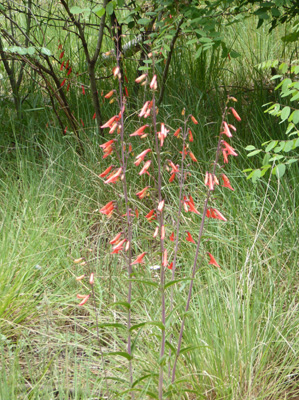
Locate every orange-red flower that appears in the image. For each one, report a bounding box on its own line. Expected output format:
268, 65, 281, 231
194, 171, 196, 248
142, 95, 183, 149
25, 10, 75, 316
131, 252, 147, 265
191, 115, 198, 124
186, 231, 195, 243
104, 167, 122, 184
139, 160, 151, 176
157, 199, 165, 212
189, 151, 198, 162
206, 208, 227, 221
230, 107, 241, 121
135, 73, 147, 83
221, 173, 234, 190
207, 252, 221, 269
99, 165, 113, 178
222, 121, 233, 138
136, 186, 150, 199
135, 148, 151, 166
130, 124, 149, 137
78, 294, 90, 306
100, 201, 114, 216
150, 75, 157, 90
222, 140, 238, 156
162, 249, 167, 267
145, 209, 156, 221
167, 262, 173, 270
111, 239, 127, 254
110, 232, 122, 245
170, 232, 175, 241
188, 128, 194, 142
174, 127, 181, 138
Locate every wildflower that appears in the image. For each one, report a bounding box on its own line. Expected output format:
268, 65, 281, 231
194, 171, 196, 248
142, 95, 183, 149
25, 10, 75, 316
104, 167, 122, 184
100, 201, 114, 216
74, 258, 84, 264
230, 107, 241, 121
174, 127, 181, 138
188, 128, 194, 142
189, 151, 198, 162
145, 209, 156, 221
157, 199, 165, 212
169, 160, 179, 174
186, 231, 195, 244
89, 273, 94, 285
59, 51, 64, 59
170, 232, 175, 242
125, 241, 130, 251
161, 225, 165, 240
110, 232, 122, 245
169, 173, 176, 183
81, 85, 85, 95
162, 249, 167, 267
131, 252, 147, 265
99, 165, 113, 178
61, 79, 66, 87
60, 61, 65, 71
191, 115, 198, 124
207, 252, 221, 269
67, 67, 72, 76
111, 239, 127, 254
167, 262, 173, 270
113, 66, 120, 78
222, 140, 238, 156
153, 227, 159, 238
157, 123, 169, 147
206, 208, 227, 221
188, 202, 200, 215
135, 208, 139, 218
221, 173, 234, 190
104, 90, 115, 99
138, 101, 150, 118
136, 186, 150, 199
150, 75, 157, 90
135, 73, 147, 83
130, 125, 149, 137
135, 149, 151, 165
100, 139, 115, 150
222, 121, 232, 138
76, 275, 85, 281
139, 160, 151, 176
65, 60, 69, 69
78, 294, 90, 306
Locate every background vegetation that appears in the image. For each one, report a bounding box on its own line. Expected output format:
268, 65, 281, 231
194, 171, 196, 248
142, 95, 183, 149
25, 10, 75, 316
1, 1, 299, 399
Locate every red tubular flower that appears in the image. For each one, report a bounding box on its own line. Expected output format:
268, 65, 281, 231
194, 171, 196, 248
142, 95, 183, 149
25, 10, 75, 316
81, 85, 85, 95
169, 160, 179, 174
78, 294, 90, 306
93, 113, 96, 120
169, 173, 176, 183
138, 101, 150, 118
186, 231, 195, 244
110, 232, 122, 245
170, 232, 175, 242
174, 127, 181, 138
157, 199, 165, 212
60, 79, 66, 87
104, 167, 122, 184
111, 239, 127, 254
135, 208, 139, 218
145, 209, 156, 221
150, 75, 157, 90
153, 227, 159, 238
67, 67, 72, 76
100, 139, 115, 150
222, 140, 238, 156
162, 249, 167, 267
101, 116, 117, 129
222, 121, 233, 138
130, 124, 149, 136
139, 160, 151, 176
104, 90, 115, 99
60, 61, 65, 71
161, 225, 165, 240
59, 51, 64, 59
188, 128, 194, 142
191, 115, 198, 124
135, 148, 151, 164
100, 201, 114, 216
167, 262, 173, 270
189, 151, 198, 162
135, 73, 147, 83
222, 150, 229, 164
206, 208, 227, 221
221, 173, 234, 190
188, 202, 200, 215
230, 107, 241, 121
89, 273, 94, 285
131, 252, 147, 265
136, 186, 150, 199
99, 165, 113, 178
207, 252, 221, 269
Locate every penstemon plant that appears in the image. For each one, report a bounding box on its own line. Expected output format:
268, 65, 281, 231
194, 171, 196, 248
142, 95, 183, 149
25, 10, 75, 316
73, 38, 241, 399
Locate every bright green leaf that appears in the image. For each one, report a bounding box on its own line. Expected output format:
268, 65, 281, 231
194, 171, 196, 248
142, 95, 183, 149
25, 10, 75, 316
273, 163, 286, 178
265, 140, 278, 152
245, 145, 256, 151
247, 149, 262, 157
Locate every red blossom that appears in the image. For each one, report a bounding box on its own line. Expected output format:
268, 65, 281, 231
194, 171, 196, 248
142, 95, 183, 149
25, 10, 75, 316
186, 231, 195, 244
207, 252, 221, 269
131, 252, 147, 265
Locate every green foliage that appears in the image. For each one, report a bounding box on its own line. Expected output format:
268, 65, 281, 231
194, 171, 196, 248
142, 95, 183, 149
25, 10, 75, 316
245, 60, 299, 182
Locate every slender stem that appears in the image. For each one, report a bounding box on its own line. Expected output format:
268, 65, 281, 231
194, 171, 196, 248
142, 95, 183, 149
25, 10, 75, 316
116, 36, 134, 397
150, 69, 166, 400
167, 119, 188, 378
171, 105, 228, 383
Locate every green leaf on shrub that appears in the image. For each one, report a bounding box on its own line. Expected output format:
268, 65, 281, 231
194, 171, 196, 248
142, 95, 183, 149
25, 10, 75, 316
263, 153, 271, 166
245, 145, 256, 151
280, 106, 291, 122
285, 158, 298, 165
292, 110, 299, 124
283, 140, 293, 152
70, 6, 83, 14
247, 149, 262, 157
41, 47, 52, 56
138, 18, 151, 25
273, 163, 286, 178
106, 2, 114, 15
27, 47, 35, 55
265, 140, 278, 152
95, 7, 105, 17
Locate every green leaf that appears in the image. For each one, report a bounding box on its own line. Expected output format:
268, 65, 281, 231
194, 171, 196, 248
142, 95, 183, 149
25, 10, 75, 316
106, 2, 114, 15
263, 153, 271, 166
247, 149, 262, 157
273, 163, 286, 178
40, 47, 52, 56
245, 145, 256, 151
70, 6, 83, 14
285, 158, 298, 165
129, 321, 165, 332
265, 140, 278, 152
292, 110, 299, 124
194, 46, 202, 59
283, 140, 294, 152
280, 106, 291, 122
252, 169, 262, 183
107, 351, 133, 361
99, 323, 126, 329
165, 278, 191, 289
128, 279, 158, 288
138, 18, 151, 25
27, 47, 35, 55
132, 373, 158, 388
95, 8, 105, 17
109, 301, 130, 309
